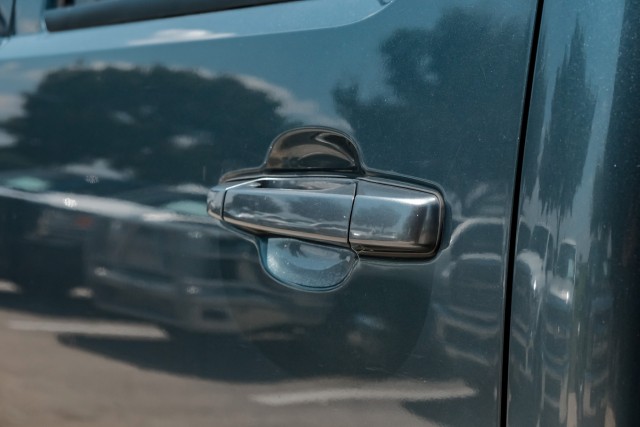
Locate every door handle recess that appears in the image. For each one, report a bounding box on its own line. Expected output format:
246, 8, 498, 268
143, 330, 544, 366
208, 177, 442, 258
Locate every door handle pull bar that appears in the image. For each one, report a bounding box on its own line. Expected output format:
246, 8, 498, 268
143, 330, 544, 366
208, 177, 442, 258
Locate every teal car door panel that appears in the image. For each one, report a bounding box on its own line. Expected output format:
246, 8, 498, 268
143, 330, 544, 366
507, 0, 640, 426
0, 0, 538, 426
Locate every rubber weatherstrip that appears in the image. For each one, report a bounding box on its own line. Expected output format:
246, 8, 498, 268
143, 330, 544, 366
499, 0, 546, 426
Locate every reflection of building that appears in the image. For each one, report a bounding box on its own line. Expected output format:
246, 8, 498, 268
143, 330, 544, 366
432, 217, 504, 370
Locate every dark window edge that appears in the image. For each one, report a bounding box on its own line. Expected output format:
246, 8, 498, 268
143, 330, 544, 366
45, 0, 301, 32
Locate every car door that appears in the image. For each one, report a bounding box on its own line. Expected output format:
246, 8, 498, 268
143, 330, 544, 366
506, 0, 640, 426
0, 0, 538, 426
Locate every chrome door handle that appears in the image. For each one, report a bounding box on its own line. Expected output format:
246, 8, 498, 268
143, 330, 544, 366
209, 177, 356, 246
208, 177, 442, 258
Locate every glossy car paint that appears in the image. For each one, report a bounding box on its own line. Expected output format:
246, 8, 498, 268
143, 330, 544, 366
507, 0, 640, 426
0, 0, 540, 426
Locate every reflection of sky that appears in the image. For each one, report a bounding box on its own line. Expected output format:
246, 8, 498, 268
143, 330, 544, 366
128, 29, 235, 46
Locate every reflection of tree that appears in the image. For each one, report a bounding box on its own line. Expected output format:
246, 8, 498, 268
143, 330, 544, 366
521, 32, 547, 201
589, 1, 640, 422
333, 10, 528, 205
537, 26, 595, 219
0, 66, 292, 184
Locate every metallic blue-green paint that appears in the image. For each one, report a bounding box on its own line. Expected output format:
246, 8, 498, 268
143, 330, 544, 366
0, 0, 540, 425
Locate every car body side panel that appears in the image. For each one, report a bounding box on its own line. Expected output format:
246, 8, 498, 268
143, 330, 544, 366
0, 0, 538, 426
507, 0, 640, 425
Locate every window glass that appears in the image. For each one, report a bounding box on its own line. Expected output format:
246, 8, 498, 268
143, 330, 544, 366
44, 0, 298, 32
0, 0, 12, 35
15, 0, 45, 35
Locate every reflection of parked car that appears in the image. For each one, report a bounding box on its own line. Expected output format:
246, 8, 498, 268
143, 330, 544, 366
432, 217, 504, 371
88, 185, 247, 333
0, 165, 135, 296
510, 225, 554, 385
581, 292, 612, 420
88, 183, 427, 374
87, 185, 332, 338
539, 240, 576, 426
580, 241, 613, 424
